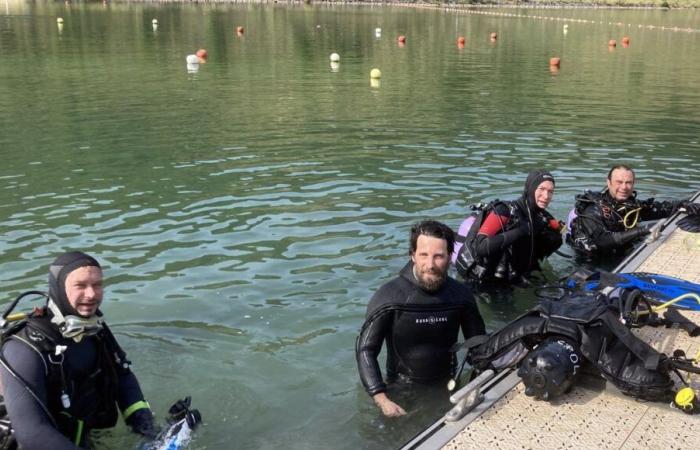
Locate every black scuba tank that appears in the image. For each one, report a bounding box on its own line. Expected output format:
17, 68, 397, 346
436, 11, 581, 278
517, 337, 582, 401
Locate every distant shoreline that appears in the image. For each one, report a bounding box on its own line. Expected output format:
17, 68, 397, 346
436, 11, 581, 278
116, 1, 699, 9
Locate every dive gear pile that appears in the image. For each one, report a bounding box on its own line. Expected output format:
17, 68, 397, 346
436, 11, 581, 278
459, 285, 700, 406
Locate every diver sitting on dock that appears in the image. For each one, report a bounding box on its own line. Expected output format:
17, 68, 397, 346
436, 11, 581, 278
0, 252, 157, 449
356, 220, 485, 417
454, 170, 563, 286
567, 164, 700, 260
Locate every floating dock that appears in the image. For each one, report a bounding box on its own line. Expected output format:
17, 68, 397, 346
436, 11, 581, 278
404, 193, 700, 450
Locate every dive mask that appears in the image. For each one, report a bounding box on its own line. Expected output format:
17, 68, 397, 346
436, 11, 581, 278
48, 300, 104, 342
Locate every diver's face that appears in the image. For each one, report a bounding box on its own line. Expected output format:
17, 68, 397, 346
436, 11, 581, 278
607, 168, 635, 201
534, 180, 555, 209
411, 235, 450, 292
65, 266, 104, 317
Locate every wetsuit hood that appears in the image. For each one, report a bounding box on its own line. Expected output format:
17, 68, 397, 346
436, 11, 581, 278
48, 251, 102, 317
521, 170, 555, 212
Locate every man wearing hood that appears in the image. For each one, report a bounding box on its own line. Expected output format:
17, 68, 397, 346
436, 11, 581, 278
567, 165, 700, 260
0, 252, 156, 449
356, 220, 485, 417
455, 170, 563, 285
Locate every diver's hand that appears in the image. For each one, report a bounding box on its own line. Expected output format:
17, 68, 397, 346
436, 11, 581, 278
373, 392, 406, 417
635, 223, 652, 237
126, 408, 160, 440
680, 201, 700, 216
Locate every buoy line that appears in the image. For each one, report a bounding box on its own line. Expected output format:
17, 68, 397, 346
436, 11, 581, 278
314, 2, 700, 34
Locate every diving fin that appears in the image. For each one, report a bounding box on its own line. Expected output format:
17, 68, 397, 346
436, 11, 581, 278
565, 270, 700, 311
678, 214, 700, 233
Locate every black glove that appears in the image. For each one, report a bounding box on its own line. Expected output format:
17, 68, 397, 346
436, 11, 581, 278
680, 201, 700, 216
612, 224, 650, 247
126, 408, 159, 440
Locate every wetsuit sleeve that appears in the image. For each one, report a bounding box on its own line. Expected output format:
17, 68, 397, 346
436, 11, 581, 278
460, 302, 486, 340
638, 198, 678, 221
0, 340, 83, 450
535, 228, 563, 260
112, 346, 156, 438
473, 210, 524, 258
356, 293, 393, 397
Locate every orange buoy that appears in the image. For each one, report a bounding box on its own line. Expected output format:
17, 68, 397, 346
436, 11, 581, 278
490, 32, 498, 40
457, 41, 465, 49
196, 49, 207, 59
608, 39, 617, 47
549, 57, 561, 67
398, 35, 406, 44
622, 36, 630, 45
457, 36, 466, 45
236, 26, 245, 35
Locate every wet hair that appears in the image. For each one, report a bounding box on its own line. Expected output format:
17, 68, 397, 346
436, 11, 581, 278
607, 164, 635, 181
409, 220, 455, 255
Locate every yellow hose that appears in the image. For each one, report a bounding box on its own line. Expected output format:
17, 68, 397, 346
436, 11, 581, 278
5, 312, 27, 322
651, 293, 700, 313
622, 207, 641, 229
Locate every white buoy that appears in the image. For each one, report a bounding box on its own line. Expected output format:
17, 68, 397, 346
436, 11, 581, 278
152, 19, 158, 25
330, 61, 339, 73
186, 54, 199, 64
57, 17, 64, 24
370, 68, 381, 79
329, 53, 340, 62
375, 27, 382, 38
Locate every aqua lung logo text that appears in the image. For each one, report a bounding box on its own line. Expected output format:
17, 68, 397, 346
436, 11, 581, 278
416, 316, 448, 325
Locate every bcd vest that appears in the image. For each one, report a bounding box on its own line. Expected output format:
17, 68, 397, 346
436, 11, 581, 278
464, 288, 680, 402
0, 315, 128, 445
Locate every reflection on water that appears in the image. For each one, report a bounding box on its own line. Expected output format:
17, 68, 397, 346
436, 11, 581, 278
1, 3, 699, 449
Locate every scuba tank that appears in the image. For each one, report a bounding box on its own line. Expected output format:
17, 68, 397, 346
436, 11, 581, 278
517, 337, 582, 401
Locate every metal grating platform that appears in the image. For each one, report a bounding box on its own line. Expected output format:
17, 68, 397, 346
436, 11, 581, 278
636, 230, 700, 284
444, 311, 700, 450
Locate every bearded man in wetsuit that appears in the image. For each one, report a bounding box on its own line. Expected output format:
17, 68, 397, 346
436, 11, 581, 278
356, 220, 486, 417
567, 165, 700, 261
455, 170, 563, 286
0, 252, 156, 449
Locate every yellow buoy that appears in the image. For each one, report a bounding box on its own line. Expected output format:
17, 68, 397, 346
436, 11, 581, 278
370, 68, 381, 79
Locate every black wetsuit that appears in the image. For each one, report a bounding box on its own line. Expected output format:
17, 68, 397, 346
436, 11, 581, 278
567, 189, 677, 257
356, 262, 485, 396
468, 198, 562, 284
0, 318, 151, 450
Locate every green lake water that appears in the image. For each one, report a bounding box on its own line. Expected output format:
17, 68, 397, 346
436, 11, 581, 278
1, 1, 699, 448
